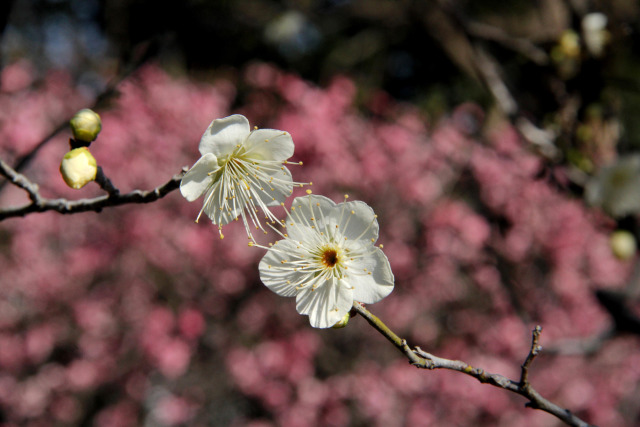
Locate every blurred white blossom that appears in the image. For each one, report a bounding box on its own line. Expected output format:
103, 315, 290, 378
582, 12, 609, 58
585, 154, 640, 218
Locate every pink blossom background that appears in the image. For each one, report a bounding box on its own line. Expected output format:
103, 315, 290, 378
0, 61, 638, 426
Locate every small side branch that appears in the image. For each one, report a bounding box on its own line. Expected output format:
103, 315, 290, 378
95, 166, 120, 196
352, 302, 595, 427
520, 324, 542, 385
0, 169, 185, 221
0, 159, 42, 203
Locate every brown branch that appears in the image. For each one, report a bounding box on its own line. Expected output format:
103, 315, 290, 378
465, 21, 549, 66
416, 0, 561, 161
470, 46, 560, 159
95, 166, 120, 196
352, 302, 596, 427
0, 168, 185, 221
520, 324, 542, 385
0, 159, 42, 203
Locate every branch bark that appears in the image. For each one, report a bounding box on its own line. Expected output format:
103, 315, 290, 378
352, 302, 596, 427
0, 163, 185, 221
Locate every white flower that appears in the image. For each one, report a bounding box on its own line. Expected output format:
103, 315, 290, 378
258, 194, 394, 328
582, 12, 609, 58
180, 114, 302, 238
585, 154, 640, 218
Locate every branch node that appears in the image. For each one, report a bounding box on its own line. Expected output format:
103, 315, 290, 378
95, 166, 120, 196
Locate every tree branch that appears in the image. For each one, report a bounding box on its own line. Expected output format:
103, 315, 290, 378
352, 302, 596, 427
0, 159, 42, 203
0, 168, 186, 221
465, 21, 549, 66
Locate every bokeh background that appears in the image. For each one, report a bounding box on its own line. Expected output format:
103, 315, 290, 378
1, 0, 640, 426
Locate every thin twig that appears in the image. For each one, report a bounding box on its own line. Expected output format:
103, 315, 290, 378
472, 46, 560, 160
520, 324, 542, 385
352, 302, 596, 427
95, 166, 120, 196
0, 159, 41, 203
0, 169, 185, 221
466, 21, 549, 66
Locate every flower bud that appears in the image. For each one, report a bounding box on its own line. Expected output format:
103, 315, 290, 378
332, 312, 351, 329
60, 147, 97, 189
610, 230, 636, 260
70, 108, 102, 142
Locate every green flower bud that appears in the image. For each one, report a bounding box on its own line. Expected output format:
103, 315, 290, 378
610, 230, 636, 260
332, 312, 351, 329
60, 147, 97, 189
70, 108, 102, 142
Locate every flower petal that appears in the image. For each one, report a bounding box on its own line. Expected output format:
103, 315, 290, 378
180, 153, 218, 202
340, 201, 379, 243
296, 278, 353, 328
348, 247, 394, 304
254, 166, 294, 208
198, 115, 250, 158
286, 195, 337, 241
259, 239, 303, 297
202, 179, 243, 226
244, 129, 294, 161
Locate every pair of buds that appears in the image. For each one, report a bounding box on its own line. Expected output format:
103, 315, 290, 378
59, 109, 102, 189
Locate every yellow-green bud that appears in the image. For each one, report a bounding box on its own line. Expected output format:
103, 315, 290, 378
70, 108, 102, 142
610, 230, 636, 260
332, 312, 351, 329
559, 30, 581, 59
60, 147, 98, 189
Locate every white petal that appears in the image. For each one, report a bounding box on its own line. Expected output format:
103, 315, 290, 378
180, 153, 218, 202
259, 240, 303, 297
254, 166, 294, 208
348, 247, 394, 304
286, 195, 337, 241
244, 129, 294, 161
296, 278, 353, 328
198, 115, 250, 158
340, 201, 379, 243
202, 179, 243, 226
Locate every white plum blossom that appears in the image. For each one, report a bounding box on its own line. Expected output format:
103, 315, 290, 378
585, 154, 640, 218
180, 114, 303, 238
582, 12, 609, 58
258, 194, 394, 328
